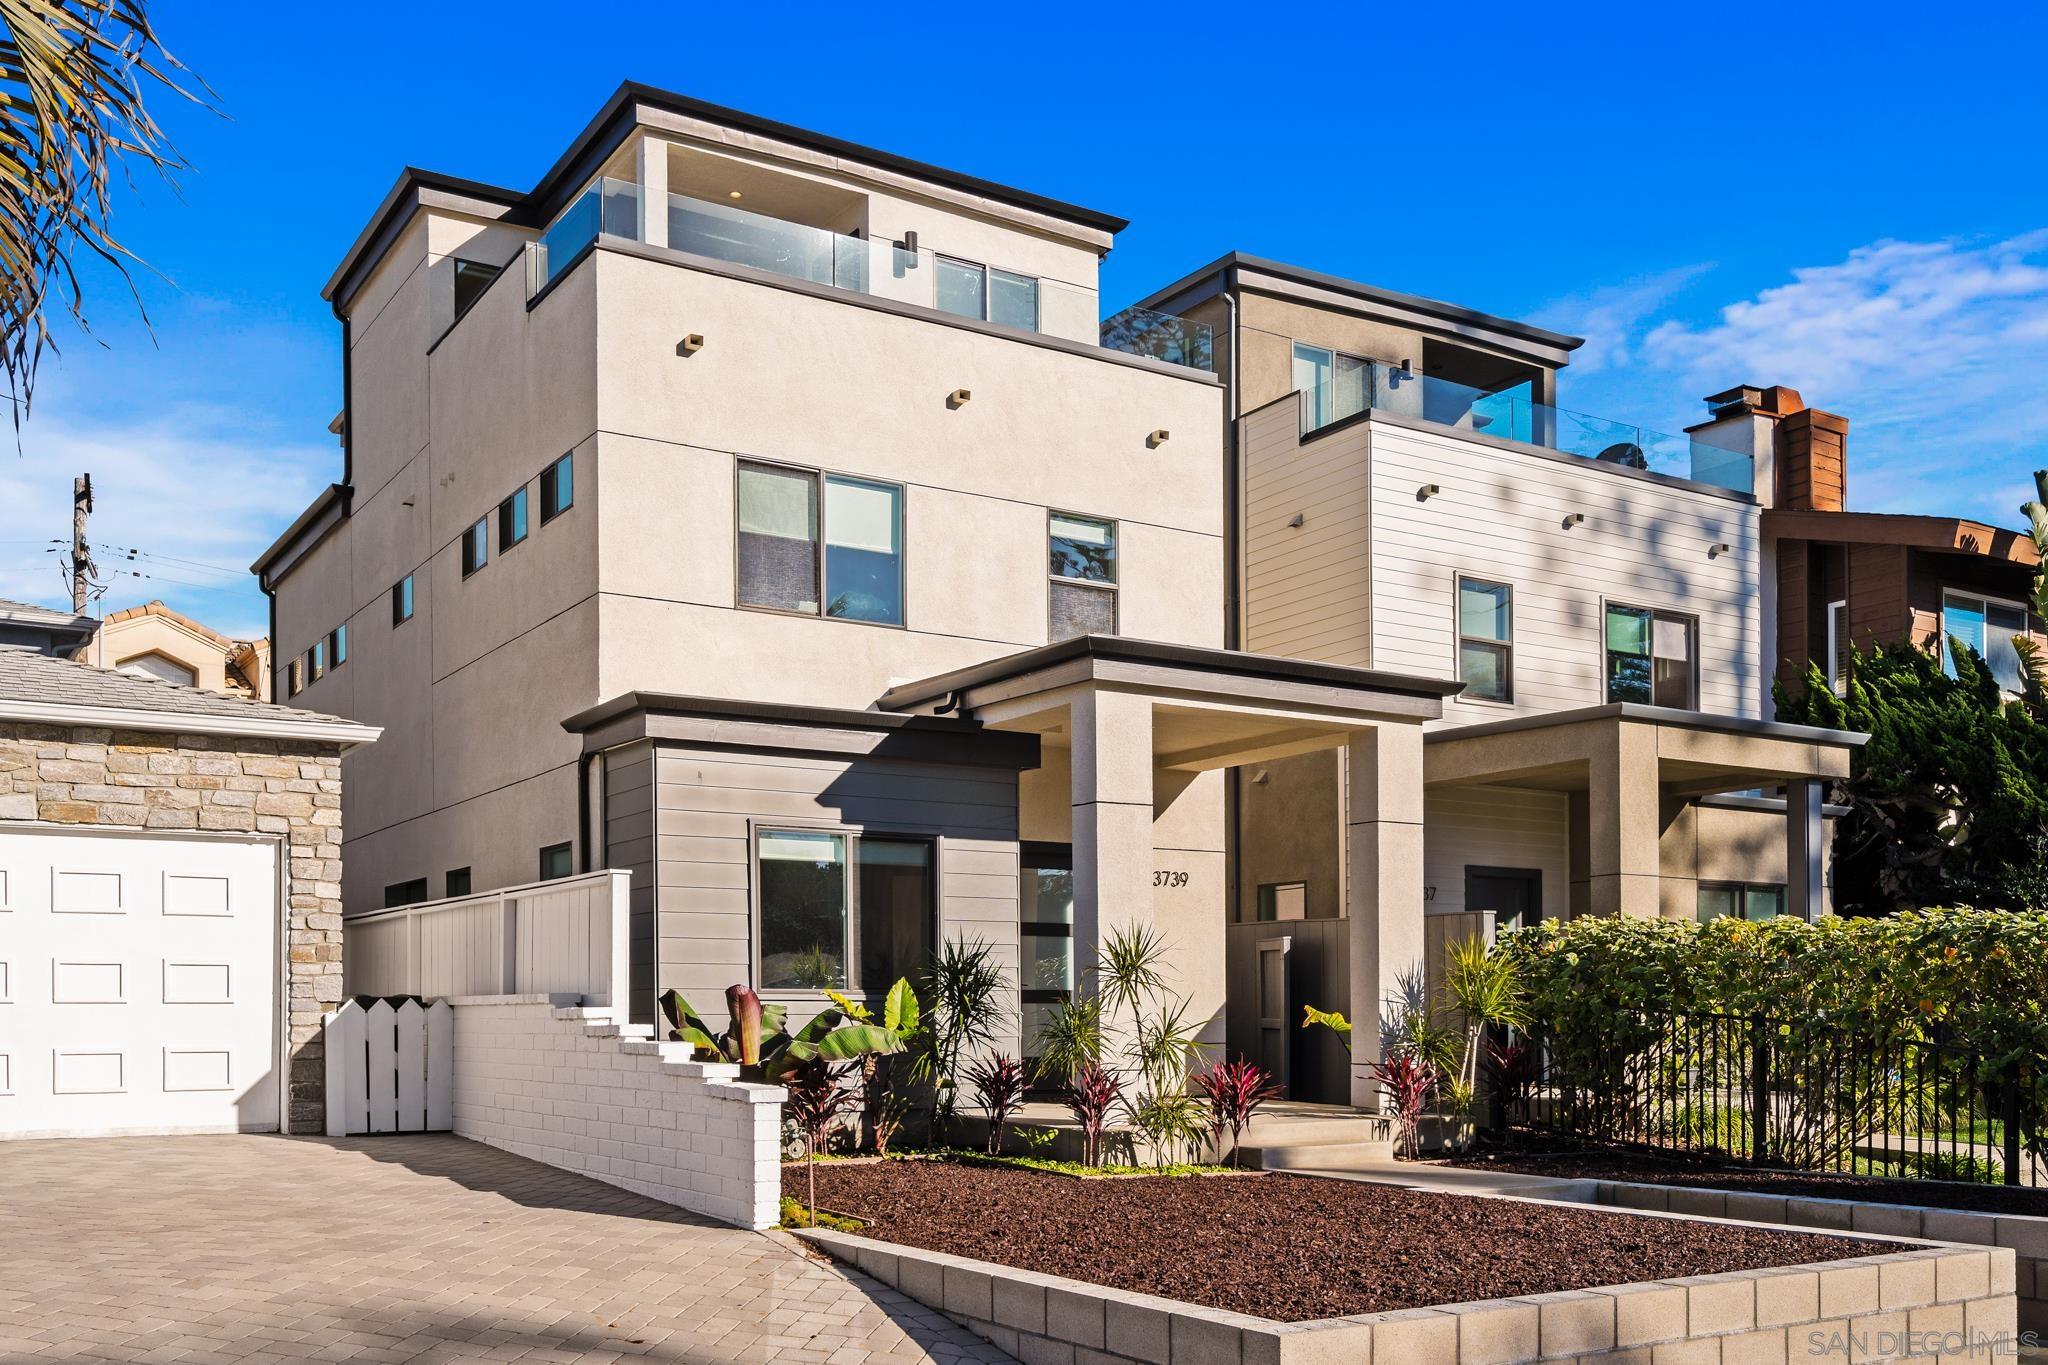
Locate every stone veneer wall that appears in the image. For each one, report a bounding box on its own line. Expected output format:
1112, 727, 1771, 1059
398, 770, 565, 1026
0, 720, 346, 1133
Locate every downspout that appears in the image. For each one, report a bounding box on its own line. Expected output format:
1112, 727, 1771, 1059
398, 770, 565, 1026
1218, 276, 1243, 928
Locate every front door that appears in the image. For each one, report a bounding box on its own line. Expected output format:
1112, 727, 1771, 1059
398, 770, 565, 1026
1254, 935, 1293, 1095
1465, 866, 1541, 935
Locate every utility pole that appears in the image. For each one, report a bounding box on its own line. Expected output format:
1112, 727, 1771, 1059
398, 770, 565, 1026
70, 473, 93, 614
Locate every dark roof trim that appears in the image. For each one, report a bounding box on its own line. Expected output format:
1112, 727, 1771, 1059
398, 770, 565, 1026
563, 691, 1041, 770
1763, 508, 2040, 566
878, 634, 1465, 712
1125, 252, 1583, 364
251, 483, 350, 584
324, 168, 523, 310
1425, 701, 1869, 748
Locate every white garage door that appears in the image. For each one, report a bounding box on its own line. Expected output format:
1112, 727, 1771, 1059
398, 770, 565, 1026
0, 828, 279, 1139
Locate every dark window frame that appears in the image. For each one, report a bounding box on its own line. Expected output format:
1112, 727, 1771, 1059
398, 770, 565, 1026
539, 452, 575, 524
752, 823, 940, 999
461, 516, 489, 578
327, 624, 347, 669
391, 575, 415, 626
383, 877, 429, 908
451, 257, 505, 323
445, 867, 472, 899
1697, 881, 1787, 924
1602, 600, 1699, 709
734, 457, 907, 629
498, 486, 529, 553
538, 842, 574, 880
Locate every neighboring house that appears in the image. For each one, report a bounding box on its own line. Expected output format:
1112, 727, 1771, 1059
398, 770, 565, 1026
0, 646, 378, 1138
0, 597, 94, 655
1739, 385, 2044, 696
256, 86, 1861, 1106
76, 600, 272, 701
1124, 257, 1861, 1100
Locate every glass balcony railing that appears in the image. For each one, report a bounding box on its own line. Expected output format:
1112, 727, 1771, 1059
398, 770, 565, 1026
523, 177, 1092, 337
1100, 304, 1215, 372
1299, 361, 1754, 494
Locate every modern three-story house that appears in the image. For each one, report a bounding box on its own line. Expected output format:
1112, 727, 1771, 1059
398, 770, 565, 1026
259, 86, 1861, 1107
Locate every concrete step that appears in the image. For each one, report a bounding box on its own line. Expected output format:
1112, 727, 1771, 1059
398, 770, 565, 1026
1244, 1138, 1398, 1171
1239, 1110, 1396, 1148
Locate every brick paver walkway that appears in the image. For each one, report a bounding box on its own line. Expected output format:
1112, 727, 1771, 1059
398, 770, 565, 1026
0, 1133, 1015, 1364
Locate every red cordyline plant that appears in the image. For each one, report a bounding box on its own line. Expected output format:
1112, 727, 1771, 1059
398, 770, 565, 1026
1065, 1061, 1122, 1168
783, 1057, 858, 1223
1370, 1050, 1437, 1158
1193, 1057, 1281, 1167
966, 1052, 1026, 1156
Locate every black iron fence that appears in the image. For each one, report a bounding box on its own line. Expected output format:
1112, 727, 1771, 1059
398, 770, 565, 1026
1498, 1012, 2046, 1187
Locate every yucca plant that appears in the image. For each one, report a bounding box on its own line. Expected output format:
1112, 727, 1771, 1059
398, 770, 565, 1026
0, 1, 211, 420
913, 938, 1008, 1143
783, 1056, 858, 1224
659, 984, 904, 1082
1443, 936, 1527, 1096
1193, 1057, 1281, 1167
1030, 994, 1103, 1087
966, 1051, 1026, 1155
1065, 1060, 1121, 1168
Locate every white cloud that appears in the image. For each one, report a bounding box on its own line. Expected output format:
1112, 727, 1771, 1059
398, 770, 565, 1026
0, 408, 334, 639
1532, 263, 1714, 374
1548, 234, 2048, 525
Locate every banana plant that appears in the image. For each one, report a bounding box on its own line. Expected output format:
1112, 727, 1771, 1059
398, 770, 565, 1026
659, 982, 906, 1082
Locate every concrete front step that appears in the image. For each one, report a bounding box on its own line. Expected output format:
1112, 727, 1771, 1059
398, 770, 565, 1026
1243, 1139, 1398, 1171
1238, 1110, 1396, 1148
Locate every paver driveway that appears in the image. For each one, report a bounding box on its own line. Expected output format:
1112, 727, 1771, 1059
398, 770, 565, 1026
0, 1133, 1015, 1365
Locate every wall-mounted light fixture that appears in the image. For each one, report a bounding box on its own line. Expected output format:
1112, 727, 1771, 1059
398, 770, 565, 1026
1287, 513, 1305, 528
902, 230, 920, 254
1562, 512, 1585, 528
676, 333, 705, 356
1252, 770, 1271, 785
1708, 542, 1732, 559
1417, 483, 1440, 501
1147, 429, 1170, 449
947, 388, 972, 409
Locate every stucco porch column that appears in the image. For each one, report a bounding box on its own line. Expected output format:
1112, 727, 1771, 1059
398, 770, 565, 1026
1582, 721, 1662, 918
1786, 777, 1825, 921
1345, 723, 1425, 1110
1069, 690, 1156, 1021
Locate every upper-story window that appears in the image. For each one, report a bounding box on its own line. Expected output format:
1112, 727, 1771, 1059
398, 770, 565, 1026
935, 256, 1040, 330
540, 453, 574, 523
1826, 600, 1849, 695
1942, 591, 2030, 693
307, 639, 326, 683
1293, 342, 1371, 433
736, 461, 905, 626
1049, 512, 1116, 641
1605, 603, 1696, 708
328, 624, 347, 669
391, 575, 415, 625
284, 657, 302, 697
499, 487, 529, 552
539, 842, 574, 880
1456, 577, 1513, 703
452, 258, 504, 321
461, 517, 489, 578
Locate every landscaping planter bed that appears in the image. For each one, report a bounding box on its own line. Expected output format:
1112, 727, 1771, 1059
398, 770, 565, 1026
1446, 1149, 2048, 1217
799, 1159, 1875, 1321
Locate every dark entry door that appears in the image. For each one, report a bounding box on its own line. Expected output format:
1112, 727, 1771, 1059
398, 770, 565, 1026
1465, 866, 1541, 934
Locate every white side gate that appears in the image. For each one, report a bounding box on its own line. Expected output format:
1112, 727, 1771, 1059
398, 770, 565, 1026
323, 997, 453, 1136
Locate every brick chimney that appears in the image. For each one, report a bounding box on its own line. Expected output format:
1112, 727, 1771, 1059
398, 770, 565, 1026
1775, 402, 1849, 511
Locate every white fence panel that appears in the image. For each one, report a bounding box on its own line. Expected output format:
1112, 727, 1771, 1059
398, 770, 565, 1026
322, 996, 453, 1137
343, 870, 630, 1007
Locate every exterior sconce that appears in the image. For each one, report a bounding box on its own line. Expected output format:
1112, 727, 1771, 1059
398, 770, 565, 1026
676, 333, 705, 356
1708, 542, 1732, 559
1417, 483, 1440, 501
1147, 429, 1170, 449
1252, 770, 1270, 785
1287, 513, 1305, 528
947, 388, 971, 409
1562, 512, 1585, 528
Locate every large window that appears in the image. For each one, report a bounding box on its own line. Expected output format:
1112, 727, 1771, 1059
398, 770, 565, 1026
1605, 603, 1696, 708
499, 487, 528, 552
1019, 844, 1074, 1078
934, 256, 1039, 330
391, 575, 415, 625
1048, 511, 1116, 640
1292, 342, 1371, 434
1698, 883, 1785, 924
539, 452, 574, 523
737, 462, 904, 625
1943, 591, 2030, 693
758, 830, 934, 994
461, 516, 489, 578
1457, 577, 1513, 703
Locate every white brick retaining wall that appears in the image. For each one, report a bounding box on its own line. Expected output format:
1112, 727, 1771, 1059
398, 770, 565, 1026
447, 995, 784, 1229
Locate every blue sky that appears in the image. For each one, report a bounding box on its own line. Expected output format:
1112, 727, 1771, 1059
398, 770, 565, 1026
4, 1, 2046, 637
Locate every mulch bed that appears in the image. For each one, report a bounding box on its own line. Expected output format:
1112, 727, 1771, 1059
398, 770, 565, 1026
791, 1160, 1873, 1321
1443, 1149, 2048, 1217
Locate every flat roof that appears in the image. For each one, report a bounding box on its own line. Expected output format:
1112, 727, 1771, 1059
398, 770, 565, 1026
1764, 508, 2040, 566
1425, 701, 1868, 749
326, 81, 1128, 309
1125, 252, 1584, 366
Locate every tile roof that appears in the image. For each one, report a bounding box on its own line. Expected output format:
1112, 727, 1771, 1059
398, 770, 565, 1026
0, 597, 93, 628
0, 644, 362, 731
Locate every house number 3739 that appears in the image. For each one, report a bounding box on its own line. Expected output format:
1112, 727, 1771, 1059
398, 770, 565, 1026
1153, 870, 1189, 888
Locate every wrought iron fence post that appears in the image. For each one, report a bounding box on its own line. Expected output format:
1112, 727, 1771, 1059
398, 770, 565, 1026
2004, 1063, 2023, 1187
1749, 1013, 1770, 1166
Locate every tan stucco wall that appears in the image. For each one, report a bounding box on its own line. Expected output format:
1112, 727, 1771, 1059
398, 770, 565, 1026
83, 615, 234, 693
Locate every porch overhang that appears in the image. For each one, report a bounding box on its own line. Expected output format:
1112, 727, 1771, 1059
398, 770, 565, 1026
562, 691, 1041, 770
1423, 702, 1865, 798
878, 634, 1460, 772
